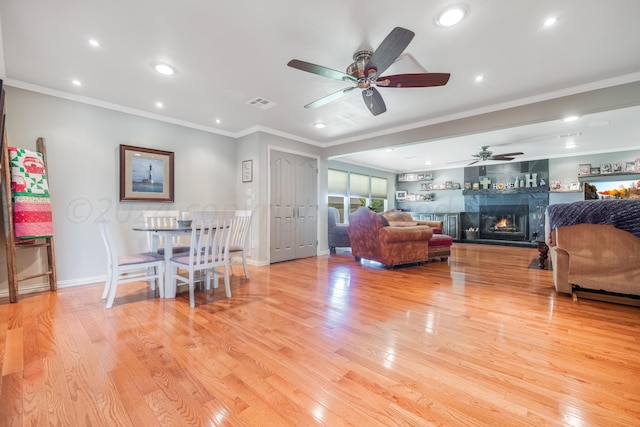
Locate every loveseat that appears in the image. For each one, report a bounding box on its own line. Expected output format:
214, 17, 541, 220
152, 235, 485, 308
545, 200, 640, 297
347, 207, 434, 267
328, 207, 350, 253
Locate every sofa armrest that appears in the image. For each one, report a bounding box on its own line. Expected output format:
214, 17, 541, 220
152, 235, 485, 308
379, 225, 433, 243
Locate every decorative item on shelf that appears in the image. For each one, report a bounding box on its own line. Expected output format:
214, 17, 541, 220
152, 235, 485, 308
395, 190, 407, 200
420, 183, 428, 190
636, 158, 640, 172
551, 181, 562, 191
445, 181, 453, 189
464, 182, 471, 189
626, 161, 636, 172
601, 164, 612, 174
406, 194, 416, 201
590, 166, 601, 175
496, 182, 505, 190
525, 173, 537, 187
579, 164, 591, 175
612, 163, 623, 173
453, 183, 461, 189
570, 182, 580, 191
472, 182, 480, 190
480, 177, 491, 189
465, 227, 478, 240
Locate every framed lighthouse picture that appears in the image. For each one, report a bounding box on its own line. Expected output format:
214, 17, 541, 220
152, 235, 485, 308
119, 144, 174, 202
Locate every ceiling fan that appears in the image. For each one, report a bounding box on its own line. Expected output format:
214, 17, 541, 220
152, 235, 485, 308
287, 27, 450, 116
466, 146, 525, 165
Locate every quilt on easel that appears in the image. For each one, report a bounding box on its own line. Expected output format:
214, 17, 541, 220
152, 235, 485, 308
8, 146, 54, 239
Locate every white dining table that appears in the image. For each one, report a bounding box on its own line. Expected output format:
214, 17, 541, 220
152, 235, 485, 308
132, 225, 192, 298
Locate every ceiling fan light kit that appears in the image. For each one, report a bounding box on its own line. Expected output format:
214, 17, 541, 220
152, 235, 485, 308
287, 27, 450, 116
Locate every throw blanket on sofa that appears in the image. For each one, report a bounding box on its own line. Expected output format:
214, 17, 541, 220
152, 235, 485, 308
547, 200, 640, 238
9, 146, 54, 239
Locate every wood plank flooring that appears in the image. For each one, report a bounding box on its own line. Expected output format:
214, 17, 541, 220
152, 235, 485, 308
1, 243, 639, 426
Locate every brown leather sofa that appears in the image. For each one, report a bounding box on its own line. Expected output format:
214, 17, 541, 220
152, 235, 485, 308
346, 207, 433, 267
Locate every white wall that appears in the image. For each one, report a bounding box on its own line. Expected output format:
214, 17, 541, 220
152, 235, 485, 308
0, 86, 238, 294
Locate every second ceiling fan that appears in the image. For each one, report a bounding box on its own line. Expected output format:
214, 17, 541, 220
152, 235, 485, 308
287, 27, 450, 116
467, 146, 525, 165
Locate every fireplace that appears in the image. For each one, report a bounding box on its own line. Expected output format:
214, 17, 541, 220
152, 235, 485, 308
479, 205, 529, 241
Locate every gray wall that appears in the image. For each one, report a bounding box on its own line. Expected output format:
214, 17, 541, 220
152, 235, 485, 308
1, 86, 238, 293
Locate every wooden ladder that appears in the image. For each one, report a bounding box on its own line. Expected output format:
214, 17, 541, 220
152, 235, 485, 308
1, 131, 57, 303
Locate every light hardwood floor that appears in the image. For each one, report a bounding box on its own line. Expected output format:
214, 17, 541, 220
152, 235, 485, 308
1, 243, 639, 426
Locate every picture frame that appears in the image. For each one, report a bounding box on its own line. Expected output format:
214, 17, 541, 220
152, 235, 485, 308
612, 163, 623, 173
578, 163, 591, 175
626, 161, 636, 172
242, 159, 253, 182
119, 144, 174, 202
551, 180, 562, 191
395, 190, 407, 200
570, 182, 580, 191
600, 163, 612, 174
472, 182, 480, 190
590, 166, 601, 175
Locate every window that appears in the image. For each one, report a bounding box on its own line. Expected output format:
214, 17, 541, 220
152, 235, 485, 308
328, 169, 388, 220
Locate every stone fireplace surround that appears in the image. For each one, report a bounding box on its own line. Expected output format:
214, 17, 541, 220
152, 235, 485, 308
461, 160, 549, 245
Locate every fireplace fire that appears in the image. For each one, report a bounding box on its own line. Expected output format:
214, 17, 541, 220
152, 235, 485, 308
479, 205, 529, 241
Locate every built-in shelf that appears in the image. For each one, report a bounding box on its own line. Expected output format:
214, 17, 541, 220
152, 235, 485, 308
549, 190, 582, 193
462, 187, 547, 196
578, 172, 640, 182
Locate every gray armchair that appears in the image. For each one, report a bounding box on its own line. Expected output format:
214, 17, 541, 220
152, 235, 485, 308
328, 207, 350, 253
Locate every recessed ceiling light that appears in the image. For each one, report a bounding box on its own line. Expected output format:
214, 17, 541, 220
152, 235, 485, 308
475, 75, 484, 82
313, 122, 326, 129
543, 16, 557, 27
436, 5, 467, 27
72, 79, 82, 87
155, 101, 164, 108
154, 63, 175, 75
563, 115, 579, 122
425, 160, 432, 165
215, 119, 221, 124
565, 141, 576, 149
88, 38, 100, 48
384, 148, 393, 152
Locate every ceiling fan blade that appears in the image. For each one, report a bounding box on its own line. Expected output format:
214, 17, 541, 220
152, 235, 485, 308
362, 87, 386, 116
287, 59, 356, 83
365, 27, 414, 78
304, 86, 356, 109
377, 73, 451, 88
490, 156, 516, 161
468, 160, 479, 166
492, 152, 524, 157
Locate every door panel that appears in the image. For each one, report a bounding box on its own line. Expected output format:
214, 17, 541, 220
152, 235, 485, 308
270, 150, 317, 262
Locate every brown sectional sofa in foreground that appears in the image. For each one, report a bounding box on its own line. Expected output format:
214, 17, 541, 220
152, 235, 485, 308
346, 207, 452, 268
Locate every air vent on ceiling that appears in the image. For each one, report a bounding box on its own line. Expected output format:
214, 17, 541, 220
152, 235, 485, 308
247, 97, 276, 110
558, 131, 582, 138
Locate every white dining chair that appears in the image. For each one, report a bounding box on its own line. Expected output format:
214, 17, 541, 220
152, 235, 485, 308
229, 210, 252, 279
169, 210, 235, 308
98, 213, 164, 309
143, 210, 190, 254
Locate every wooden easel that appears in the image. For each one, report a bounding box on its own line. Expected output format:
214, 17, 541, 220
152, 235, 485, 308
1, 131, 57, 303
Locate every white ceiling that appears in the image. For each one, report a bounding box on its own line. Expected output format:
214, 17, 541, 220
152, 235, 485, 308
1, 0, 640, 172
